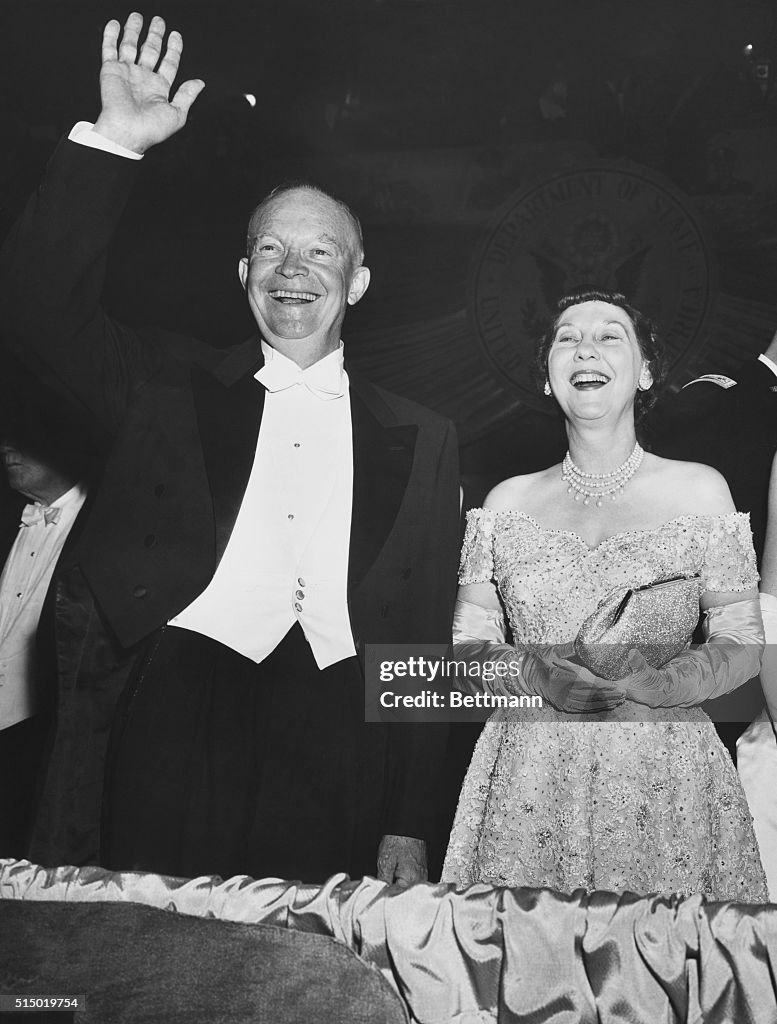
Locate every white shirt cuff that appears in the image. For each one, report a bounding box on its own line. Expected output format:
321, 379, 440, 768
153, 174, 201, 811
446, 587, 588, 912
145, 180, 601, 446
758, 352, 777, 381
68, 121, 143, 161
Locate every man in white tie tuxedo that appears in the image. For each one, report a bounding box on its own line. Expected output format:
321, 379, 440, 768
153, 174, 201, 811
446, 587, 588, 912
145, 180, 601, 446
0, 434, 85, 856
0, 14, 459, 883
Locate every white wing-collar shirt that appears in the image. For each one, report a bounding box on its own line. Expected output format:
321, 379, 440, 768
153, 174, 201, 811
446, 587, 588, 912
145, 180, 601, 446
0, 483, 86, 729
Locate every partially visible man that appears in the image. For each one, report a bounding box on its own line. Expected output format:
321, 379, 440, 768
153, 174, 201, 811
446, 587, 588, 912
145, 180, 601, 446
654, 331, 777, 757
0, 426, 85, 856
655, 334, 777, 564
0, 14, 459, 883
661, 337, 777, 892
653, 333, 777, 890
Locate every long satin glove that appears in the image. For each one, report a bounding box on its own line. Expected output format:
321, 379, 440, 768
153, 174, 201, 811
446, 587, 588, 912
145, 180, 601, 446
452, 598, 624, 713
737, 592, 777, 900
623, 597, 765, 708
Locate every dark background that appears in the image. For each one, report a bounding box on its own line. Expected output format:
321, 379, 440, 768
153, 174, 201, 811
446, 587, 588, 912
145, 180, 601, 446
1, 0, 776, 486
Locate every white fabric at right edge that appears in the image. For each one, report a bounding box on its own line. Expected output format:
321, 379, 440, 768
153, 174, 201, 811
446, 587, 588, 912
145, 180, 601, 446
737, 591, 777, 899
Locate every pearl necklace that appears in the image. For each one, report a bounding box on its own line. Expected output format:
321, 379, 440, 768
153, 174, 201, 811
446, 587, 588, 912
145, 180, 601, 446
562, 442, 644, 506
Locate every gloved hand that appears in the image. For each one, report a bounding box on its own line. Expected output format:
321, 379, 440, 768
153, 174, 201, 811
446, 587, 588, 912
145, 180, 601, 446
622, 597, 764, 709
453, 599, 624, 714
516, 646, 625, 713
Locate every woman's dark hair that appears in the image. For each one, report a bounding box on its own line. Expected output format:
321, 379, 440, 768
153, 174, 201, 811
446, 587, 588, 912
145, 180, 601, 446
534, 288, 666, 420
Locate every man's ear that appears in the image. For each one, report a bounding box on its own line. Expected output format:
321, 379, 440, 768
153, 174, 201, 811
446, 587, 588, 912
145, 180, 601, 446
347, 265, 370, 306
238, 257, 249, 290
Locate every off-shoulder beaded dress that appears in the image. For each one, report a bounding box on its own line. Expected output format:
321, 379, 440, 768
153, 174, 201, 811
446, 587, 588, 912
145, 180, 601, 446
442, 510, 767, 899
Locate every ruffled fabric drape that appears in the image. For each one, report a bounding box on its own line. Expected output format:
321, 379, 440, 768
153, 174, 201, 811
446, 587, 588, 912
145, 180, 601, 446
3, 858, 777, 1023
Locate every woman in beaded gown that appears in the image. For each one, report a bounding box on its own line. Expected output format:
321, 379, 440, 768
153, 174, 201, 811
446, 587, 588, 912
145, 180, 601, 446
442, 289, 767, 900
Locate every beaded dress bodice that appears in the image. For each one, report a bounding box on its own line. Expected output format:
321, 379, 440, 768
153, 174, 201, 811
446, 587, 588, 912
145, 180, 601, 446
459, 509, 758, 645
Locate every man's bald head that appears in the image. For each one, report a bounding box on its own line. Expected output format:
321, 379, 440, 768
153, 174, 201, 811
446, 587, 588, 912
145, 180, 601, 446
246, 181, 365, 266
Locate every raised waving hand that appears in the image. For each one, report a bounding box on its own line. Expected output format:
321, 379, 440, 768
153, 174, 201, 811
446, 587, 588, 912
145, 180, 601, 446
93, 12, 205, 154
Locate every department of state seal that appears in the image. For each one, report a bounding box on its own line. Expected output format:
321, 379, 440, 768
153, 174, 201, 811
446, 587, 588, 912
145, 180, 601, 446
469, 165, 715, 409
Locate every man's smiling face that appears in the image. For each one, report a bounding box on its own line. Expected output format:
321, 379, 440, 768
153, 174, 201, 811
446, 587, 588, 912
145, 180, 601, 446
239, 187, 369, 364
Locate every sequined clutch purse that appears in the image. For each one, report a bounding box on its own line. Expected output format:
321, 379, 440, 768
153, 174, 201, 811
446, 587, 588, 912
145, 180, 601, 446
574, 574, 701, 680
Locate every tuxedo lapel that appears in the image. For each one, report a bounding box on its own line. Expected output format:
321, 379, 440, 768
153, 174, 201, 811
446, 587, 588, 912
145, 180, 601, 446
191, 347, 265, 568
348, 376, 417, 593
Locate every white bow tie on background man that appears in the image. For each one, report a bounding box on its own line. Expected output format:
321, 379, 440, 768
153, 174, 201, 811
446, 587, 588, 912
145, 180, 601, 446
20, 503, 62, 527
255, 354, 346, 401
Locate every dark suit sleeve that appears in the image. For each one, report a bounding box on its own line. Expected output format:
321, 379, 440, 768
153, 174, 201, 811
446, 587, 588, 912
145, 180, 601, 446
381, 420, 461, 842
717, 361, 777, 561
654, 360, 777, 562
729, 360, 777, 445
0, 138, 162, 431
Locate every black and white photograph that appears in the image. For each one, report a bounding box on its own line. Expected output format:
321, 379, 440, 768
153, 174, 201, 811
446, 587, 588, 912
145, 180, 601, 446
0, 0, 777, 1020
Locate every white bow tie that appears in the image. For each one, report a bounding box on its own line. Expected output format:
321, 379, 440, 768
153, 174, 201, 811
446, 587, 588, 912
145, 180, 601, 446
20, 503, 62, 527
255, 357, 346, 401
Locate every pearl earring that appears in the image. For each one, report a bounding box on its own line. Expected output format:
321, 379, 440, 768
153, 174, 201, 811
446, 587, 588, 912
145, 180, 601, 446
543, 380, 552, 397
638, 367, 653, 391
